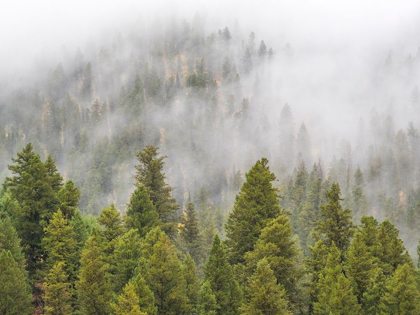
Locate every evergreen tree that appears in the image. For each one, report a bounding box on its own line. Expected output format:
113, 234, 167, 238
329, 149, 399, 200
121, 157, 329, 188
313, 243, 360, 315
0, 250, 31, 315
0, 217, 25, 268
381, 263, 420, 314
43, 209, 78, 281
77, 234, 112, 315
138, 227, 189, 315
204, 234, 243, 315
197, 281, 218, 315
97, 203, 124, 256
361, 268, 387, 315
44, 262, 72, 315
315, 182, 354, 255
6, 143, 58, 275
244, 215, 300, 307
241, 258, 291, 315
56, 180, 80, 220
126, 185, 160, 237
181, 202, 202, 262
225, 158, 282, 264
44, 155, 63, 193
182, 254, 200, 314
134, 146, 179, 236
111, 282, 147, 315
131, 274, 157, 315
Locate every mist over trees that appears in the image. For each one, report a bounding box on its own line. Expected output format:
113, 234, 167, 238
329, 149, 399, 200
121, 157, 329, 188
2, 3, 420, 314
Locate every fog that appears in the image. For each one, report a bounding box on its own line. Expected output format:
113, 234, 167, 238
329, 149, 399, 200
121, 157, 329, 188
2, 0, 420, 254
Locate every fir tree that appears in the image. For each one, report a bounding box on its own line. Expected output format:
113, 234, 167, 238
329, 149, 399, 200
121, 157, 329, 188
131, 274, 157, 315
197, 281, 218, 315
313, 243, 360, 315
204, 234, 243, 315
225, 158, 282, 264
361, 268, 387, 315
240, 258, 291, 315
134, 146, 179, 237
381, 263, 420, 314
97, 203, 124, 256
44, 155, 63, 193
315, 182, 354, 255
56, 180, 80, 220
77, 234, 112, 315
181, 202, 202, 262
0, 217, 25, 268
182, 254, 200, 314
44, 262, 72, 315
126, 185, 160, 238
111, 282, 147, 315
0, 250, 31, 315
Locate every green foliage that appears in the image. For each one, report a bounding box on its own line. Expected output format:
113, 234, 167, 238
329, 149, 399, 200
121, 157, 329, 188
313, 243, 360, 315
240, 258, 291, 315
381, 263, 420, 314
77, 234, 112, 315
134, 146, 179, 237
43, 209, 78, 281
197, 281, 218, 315
361, 268, 387, 315
181, 202, 202, 263
226, 158, 282, 264
56, 180, 81, 220
0, 250, 31, 315
315, 182, 354, 254
126, 185, 160, 237
44, 262, 72, 315
182, 254, 200, 313
0, 217, 25, 268
131, 274, 157, 315
111, 282, 147, 315
204, 234, 243, 315
97, 203, 124, 255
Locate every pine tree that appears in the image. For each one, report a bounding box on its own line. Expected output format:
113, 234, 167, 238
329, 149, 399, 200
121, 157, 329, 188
44, 155, 63, 193
313, 243, 360, 315
112, 229, 142, 293
181, 202, 202, 262
204, 234, 243, 315
111, 282, 147, 315
44, 262, 72, 315
241, 258, 291, 315
361, 268, 387, 315
244, 215, 300, 307
43, 209, 78, 281
138, 227, 189, 315
126, 185, 160, 237
97, 204, 124, 256
346, 230, 379, 302
56, 180, 80, 220
315, 182, 354, 255
134, 146, 179, 236
0, 250, 31, 314
6, 143, 58, 274
197, 281, 218, 315
225, 158, 282, 264
0, 217, 25, 268
131, 274, 157, 315
77, 234, 112, 315
182, 254, 200, 314
380, 263, 420, 314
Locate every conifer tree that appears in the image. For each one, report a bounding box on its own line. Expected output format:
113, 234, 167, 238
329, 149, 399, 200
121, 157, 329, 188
244, 215, 300, 306
204, 234, 243, 315
134, 146, 179, 236
77, 234, 112, 315
0, 250, 31, 315
0, 217, 25, 268
361, 268, 387, 315
56, 180, 80, 220
43, 209, 78, 281
138, 227, 189, 315
380, 263, 420, 314
182, 254, 200, 314
126, 185, 160, 237
131, 274, 157, 315
346, 230, 379, 302
241, 258, 291, 315
6, 143, 58, 274
181, 202, 202, 262
112, 229, 142, 293
313, 243, 360, 315
97, 204, 124, 256
315, 182, 354, 255
225, 158, 282, 264
44, 262, 72, 315
111, 282, 147, 315
197, 281, 218, 315
44, 155, 63, 193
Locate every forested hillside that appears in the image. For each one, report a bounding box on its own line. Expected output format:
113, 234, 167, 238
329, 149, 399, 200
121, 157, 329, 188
2, 11, 420, 315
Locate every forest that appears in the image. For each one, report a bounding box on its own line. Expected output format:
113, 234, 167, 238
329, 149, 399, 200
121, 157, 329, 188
2, 6, 420, 315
